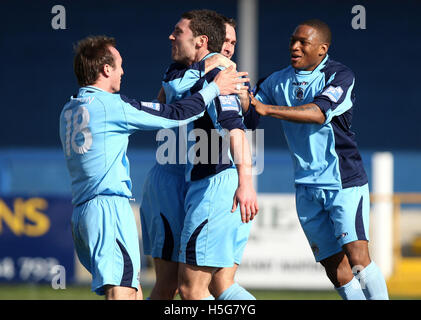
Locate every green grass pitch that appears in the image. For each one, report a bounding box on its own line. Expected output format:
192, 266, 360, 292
0, 284, 419, 300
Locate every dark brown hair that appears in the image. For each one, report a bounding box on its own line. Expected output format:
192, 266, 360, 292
221, 15, 236, 29
181, 9, 225, 53
73, 35, 116, 87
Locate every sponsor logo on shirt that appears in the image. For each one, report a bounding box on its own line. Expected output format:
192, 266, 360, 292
218, 95, 240, 112
72, 96, 95, 104
321, 85, 344, 103
141, 101, 161, 111
292, 81, 308, 86
336, 232, 348, 240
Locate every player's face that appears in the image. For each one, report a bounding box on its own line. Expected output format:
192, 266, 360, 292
169, 18, 197, 65
108, 46, 124, 93
289, 25, 327, 71
221, 24, 236, 59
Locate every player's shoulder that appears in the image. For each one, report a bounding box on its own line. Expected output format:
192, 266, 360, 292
65, 89, 105, 109
269, 65, 294, 82
321, 58, 355, 80
163, 62, 203, 82
91, 91, 121, 109
163, 62, 188, 81
116, 93, 147, 113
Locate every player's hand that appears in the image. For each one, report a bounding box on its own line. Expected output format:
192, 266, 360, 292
231, 183, 259, 223
205, 53, 237, 72
213, 66, 250, 96
249, 91, 268, 116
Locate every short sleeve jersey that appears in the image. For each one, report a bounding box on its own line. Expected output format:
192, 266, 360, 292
255, 55, 367, 189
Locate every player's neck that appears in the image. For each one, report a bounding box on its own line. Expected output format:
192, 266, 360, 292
195, 49, 211, 63
91, 79, 114, 93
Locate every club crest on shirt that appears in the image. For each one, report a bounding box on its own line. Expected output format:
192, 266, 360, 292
141, 101, 161, 111
321, 85, 344, 103
295, 87, 304, 100
218, 95, 240, 112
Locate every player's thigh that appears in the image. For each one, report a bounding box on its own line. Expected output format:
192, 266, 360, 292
140, 165, 186, 262
295, 185, 342, 262
75, 196, 141, 295
180, 169, 244, 268
328, 183, 370, 247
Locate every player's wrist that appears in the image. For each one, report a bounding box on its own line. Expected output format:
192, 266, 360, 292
254, 101, 268, 116
198, 82, 220, 105
237, 169, 253, 184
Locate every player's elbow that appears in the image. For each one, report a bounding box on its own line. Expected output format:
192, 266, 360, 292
312, 105, 326, 125
314, 114, 326, 125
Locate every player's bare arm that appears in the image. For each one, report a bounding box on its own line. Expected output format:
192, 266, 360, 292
249, 92, 325, 124
229, 128, 258, 223
204, 53, 236, 73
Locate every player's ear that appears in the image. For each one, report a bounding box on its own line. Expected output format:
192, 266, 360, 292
319, 43, 329, 56
197, 35, 208, 48
102, 63, 112, 77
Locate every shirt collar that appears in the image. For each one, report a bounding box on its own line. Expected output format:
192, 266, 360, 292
294, 54, 329, 75
81, 85, 108, 93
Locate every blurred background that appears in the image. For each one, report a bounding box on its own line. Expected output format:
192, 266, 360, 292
0, 0, 420, 299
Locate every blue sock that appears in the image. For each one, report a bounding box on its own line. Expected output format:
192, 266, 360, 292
358, 262, 389, 300
216, 283, 256, 300
201, 295, 215, 300
335, 277, 366, 300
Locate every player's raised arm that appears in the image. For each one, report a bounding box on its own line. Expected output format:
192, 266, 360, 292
178, 53, 236, 77
202, 53, 236, 73
122, 67, 249, 131
163, 54, 236, 96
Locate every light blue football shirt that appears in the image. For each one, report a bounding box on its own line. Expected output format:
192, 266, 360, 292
185, 54, 245, 182
59, 84, 219, 205
255, 55, 367, 189
156, 59, 207, 174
